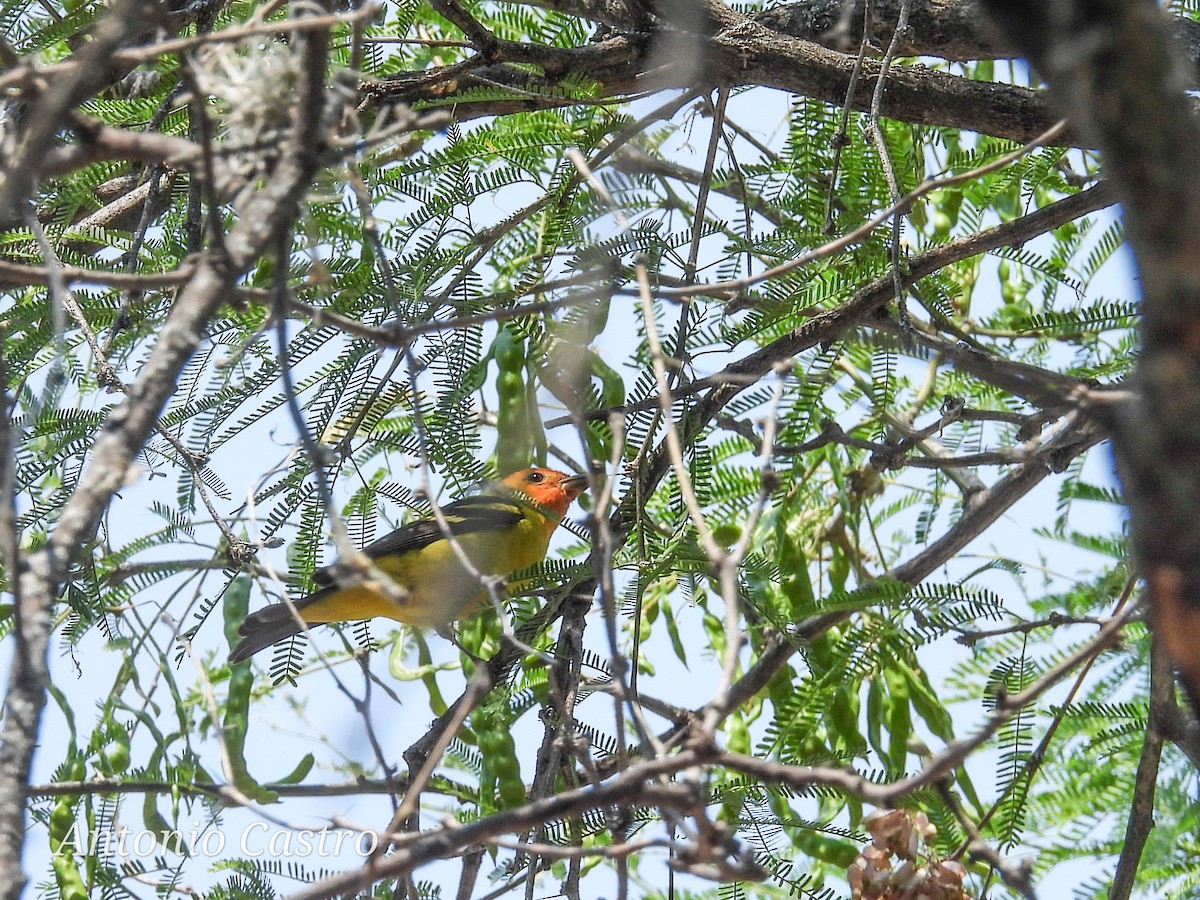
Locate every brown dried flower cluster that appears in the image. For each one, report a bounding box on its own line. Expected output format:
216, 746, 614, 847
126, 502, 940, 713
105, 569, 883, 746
847, 809, 968, 900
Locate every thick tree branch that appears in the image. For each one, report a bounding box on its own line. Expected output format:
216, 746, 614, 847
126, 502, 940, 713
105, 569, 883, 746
362, 10, 1070, 145
42, 117, 223, 183
756, 0, 1200, 78
979, 0, 1200, 711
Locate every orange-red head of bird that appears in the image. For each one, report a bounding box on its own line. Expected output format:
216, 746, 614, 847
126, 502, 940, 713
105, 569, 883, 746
500, 467, 588, 520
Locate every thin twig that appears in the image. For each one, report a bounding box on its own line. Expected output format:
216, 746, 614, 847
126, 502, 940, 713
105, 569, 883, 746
962, 579, 1137, 845
824, 0, 876, 234
700, 366, 787, 736
1109, 636, 1170, 900
661, 120, 1067, 300
376, 669, 491, 853
562, 149, 659, 760
934, 782, 1038, 900
635, 263, 720, 560
835, 355, 986, 497
955, 613, 1105, 647
864, 0, 913, 324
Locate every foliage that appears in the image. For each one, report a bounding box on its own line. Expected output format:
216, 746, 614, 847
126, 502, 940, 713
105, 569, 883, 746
0, 0, 1193, 898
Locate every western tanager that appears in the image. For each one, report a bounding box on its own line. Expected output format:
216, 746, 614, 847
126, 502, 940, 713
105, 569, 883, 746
228, 467, 588, 663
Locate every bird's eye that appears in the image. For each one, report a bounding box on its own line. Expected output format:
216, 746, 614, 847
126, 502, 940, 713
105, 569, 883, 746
526, 471, 544, 483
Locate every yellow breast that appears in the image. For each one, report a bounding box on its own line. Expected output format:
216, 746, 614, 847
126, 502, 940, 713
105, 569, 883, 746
299, 510, 554, 627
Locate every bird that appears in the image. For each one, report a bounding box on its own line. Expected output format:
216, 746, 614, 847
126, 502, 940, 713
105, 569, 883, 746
228, 467, 588, 663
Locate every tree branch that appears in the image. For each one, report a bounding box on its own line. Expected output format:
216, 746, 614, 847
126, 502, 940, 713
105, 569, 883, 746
756, 0, 1200, 80
1110, 636, 1170, 900
362, 8, 1074, 145
0, 14, 337, 894
979, 0, 1200, 712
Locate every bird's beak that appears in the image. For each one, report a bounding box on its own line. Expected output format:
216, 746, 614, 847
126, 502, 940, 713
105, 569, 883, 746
561, 474, 589, 498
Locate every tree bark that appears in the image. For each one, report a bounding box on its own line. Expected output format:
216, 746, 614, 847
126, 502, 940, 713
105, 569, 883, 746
979, 0, 1200, 710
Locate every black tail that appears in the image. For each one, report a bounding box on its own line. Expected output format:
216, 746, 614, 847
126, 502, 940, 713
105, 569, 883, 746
228, 602, 311, 664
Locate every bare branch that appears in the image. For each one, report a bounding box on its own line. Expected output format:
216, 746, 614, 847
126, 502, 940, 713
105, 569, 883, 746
1110, 637, 1171, 900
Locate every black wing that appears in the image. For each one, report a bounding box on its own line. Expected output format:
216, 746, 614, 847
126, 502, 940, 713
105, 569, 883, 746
311, 494, 525, 586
